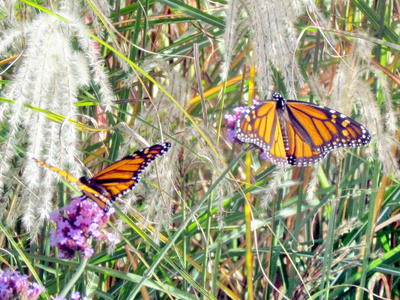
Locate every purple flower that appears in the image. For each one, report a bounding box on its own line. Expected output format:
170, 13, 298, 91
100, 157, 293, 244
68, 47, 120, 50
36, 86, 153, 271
226, 128, 237, 143
49, 196, 115, 259
83, 248, 94, 258
27, 282, 45, 298
0, 270, 44, 300
71, 291, 81, 300
108, 233, 116, 242
260, 152, 272, 163
54, 291, 88, 300
224, 105, 252, 141
224, 112, 239, 128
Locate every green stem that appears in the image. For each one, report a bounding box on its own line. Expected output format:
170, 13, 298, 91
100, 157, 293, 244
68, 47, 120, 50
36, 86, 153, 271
59, 248, 90, 297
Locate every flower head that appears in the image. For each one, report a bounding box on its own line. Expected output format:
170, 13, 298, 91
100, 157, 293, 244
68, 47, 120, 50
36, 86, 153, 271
54, 293, 88, 300
224, 105, 249, 143
0, 270, 45, 300
71, 291, 81, 300
50, 196, 115, 259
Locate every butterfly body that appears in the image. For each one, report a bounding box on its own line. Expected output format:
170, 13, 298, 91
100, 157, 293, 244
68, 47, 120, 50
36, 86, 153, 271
34, 142, 171, 210
235, 93, 370, 166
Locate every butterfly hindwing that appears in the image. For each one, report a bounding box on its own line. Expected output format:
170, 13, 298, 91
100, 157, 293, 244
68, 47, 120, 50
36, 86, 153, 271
266, 114, 287, 165
284, 117, 329, 166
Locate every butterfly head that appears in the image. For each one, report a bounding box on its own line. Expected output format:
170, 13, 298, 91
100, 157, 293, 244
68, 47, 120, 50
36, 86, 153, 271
79, 176, 89, 185
272, 92, 283, 101
272, 92, 287, 110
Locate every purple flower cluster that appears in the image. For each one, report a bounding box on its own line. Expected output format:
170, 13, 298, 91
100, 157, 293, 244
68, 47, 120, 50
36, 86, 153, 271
0, 270, 45, 300
224, 105, 249, 143
55, 291, 89, 300
50, 196, 116, 259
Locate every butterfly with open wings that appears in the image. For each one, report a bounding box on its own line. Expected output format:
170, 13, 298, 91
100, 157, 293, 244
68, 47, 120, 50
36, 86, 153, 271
227, 93, 371, 166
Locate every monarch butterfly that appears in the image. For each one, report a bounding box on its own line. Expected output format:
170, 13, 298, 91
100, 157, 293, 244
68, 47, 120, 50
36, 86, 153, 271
33, 143, 171, 210
235, 93, 371, 166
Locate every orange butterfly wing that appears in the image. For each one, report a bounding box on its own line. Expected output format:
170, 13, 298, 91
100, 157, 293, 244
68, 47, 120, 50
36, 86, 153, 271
235, 102, 288, 165
33, 143, 171, 210
285, 101, 370, 166
82, 143, 171, 201
32, 158, 107, 208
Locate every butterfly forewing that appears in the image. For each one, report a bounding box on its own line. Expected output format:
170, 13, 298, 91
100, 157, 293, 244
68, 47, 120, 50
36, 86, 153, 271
32, 158, 102, 196
236, 102, 281, 152
83, 143, 171, 202
91, 157, 144, 181
32, 158, 80, 184
287, 101, 371, 151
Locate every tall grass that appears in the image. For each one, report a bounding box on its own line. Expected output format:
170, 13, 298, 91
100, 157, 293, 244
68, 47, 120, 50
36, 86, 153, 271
0, 0, 399, 299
